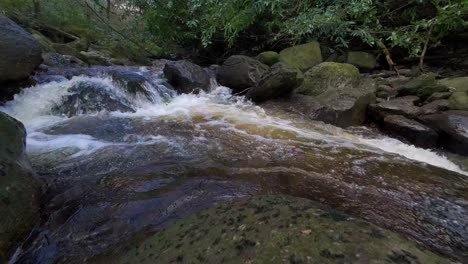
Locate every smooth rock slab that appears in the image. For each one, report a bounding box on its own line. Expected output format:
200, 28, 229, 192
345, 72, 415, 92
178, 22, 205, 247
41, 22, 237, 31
113, 196, 450, 264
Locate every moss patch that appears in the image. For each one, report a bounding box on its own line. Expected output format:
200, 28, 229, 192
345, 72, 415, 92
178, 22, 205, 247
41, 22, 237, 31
114, 195, 449, 264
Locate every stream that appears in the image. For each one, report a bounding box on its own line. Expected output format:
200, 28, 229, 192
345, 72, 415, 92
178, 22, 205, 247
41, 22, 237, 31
1, 66, 467, 263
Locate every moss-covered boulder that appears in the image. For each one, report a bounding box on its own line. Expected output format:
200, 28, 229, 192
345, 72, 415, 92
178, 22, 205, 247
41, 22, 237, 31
246, 63, 302, 102
279, 41, 322, 72
439, 77, 468, 92
0, 112, 40, 262
296, 62, 375, 127
346, 51, 376, 71
115, 196, 449, 264
448, 91, 468, 111
256, 51, 280, 66
399, 73, 449, 100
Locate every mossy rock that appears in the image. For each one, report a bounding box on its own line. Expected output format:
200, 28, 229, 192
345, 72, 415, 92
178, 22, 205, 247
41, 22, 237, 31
0, 112, 40, 262
114, 195, 449, 264
279, 41, 322, 72
297, 62, 360, 96
439, 77, 468, 92
346, 51, 376, 71
256, 51, 280, 66
448, 91, 468, 110
399, 73, 449, 100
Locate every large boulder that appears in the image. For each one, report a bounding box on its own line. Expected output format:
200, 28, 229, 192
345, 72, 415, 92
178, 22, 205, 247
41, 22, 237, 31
448, 91, 468, 111
0, 112, 40, 261
346, 51, 377, 71
296, 62, 376, 127
217, 55, 268, 93
80, 50, 112, 66
256, 51, 279, 66
369, 96, 422, 121
115, 196, 450, 264
419, 111, 468, 155
110, 70, 151, 97
0, 16, 42, 83
163, 60, 211, 94
383, 115, 438, 148
398, 73, 449, 100
246, 63, 302, 102
279, 41, 322, 72
439, 77, 468, 92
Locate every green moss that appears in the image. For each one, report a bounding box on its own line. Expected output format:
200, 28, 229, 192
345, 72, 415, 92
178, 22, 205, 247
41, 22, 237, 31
113, 195, 449, 264
448, 91, 468, 110
346, 51, 376, 70
439, 77, 468, 92
297, 62, 360, 96
256, 51, 280, 66
279, 41, 323, 72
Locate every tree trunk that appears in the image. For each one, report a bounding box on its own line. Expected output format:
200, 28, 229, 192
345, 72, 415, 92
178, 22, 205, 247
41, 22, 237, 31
32, 0, 40, 18
107, 0, 111, 19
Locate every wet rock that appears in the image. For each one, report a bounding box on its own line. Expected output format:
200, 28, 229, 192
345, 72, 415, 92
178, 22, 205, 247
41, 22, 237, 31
80, 50, 112, 66
246, 63, 302, 102
279, 41, 323, 72
346, 51, 376, 71
383, 115, 438, 148
42, 52, 85, 67
297, 62, 376, 127
217, 55, 269, 93
114, 195, 450, 264
420, 99, 449, 115
448, 91, 468, 111
376, 84, 398, 99
398, 73, 449, 100
260, 94, 337, 125
439, 76, 468, 92
256, 51, 280, 66
163, 60, 211, 94
110, 70, 150, 96
52, 82, 134, 116
419, 111, 468, 155
0, 16, 42, 83
0, 112, 40, 262
369, 96, 422, 121
426, 92, 452, 102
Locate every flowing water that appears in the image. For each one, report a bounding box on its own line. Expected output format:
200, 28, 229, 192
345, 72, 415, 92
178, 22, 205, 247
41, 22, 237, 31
1, 66, 467, 263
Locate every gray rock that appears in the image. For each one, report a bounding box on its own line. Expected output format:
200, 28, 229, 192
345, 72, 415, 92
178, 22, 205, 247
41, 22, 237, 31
369, 96, 422, 121
0, 112, 40, 261
426, 92, 452, 102
383, 115, 438, 148
0, 16, 42, 82
164, 60, 211, 94
419, 111, 468, 155
420, 100, 449, 115
217, 55, 269, 93
110, 70, 151, 97
246, 63, 302, 102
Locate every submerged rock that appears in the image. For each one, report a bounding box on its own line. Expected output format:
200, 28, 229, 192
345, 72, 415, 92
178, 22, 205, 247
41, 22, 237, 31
246, 63, 302, 102
110, 70, 150, 96
114, 195, 450, 264
256, 51, 279, 66
0, 16, 42, 83
217, 55, 269, 93
296, 62, 376, 127
0, 112, 40, 262
279, 41, 323, 72
383, 115, 438, 148
163, 60, 211, 94
52, 82, 134, 116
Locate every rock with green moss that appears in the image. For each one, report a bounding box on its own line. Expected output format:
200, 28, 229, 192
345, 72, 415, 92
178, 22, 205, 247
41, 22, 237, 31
448, 91, 468, 110
296, 62, 375, 127
399, 73, 449, 100
346, 51, 376, 71
439, 77, 468, 92
279, 41, 322, 72
115, 195, 450, 264
0, 112, 40, 262
256, 51, 280, 66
